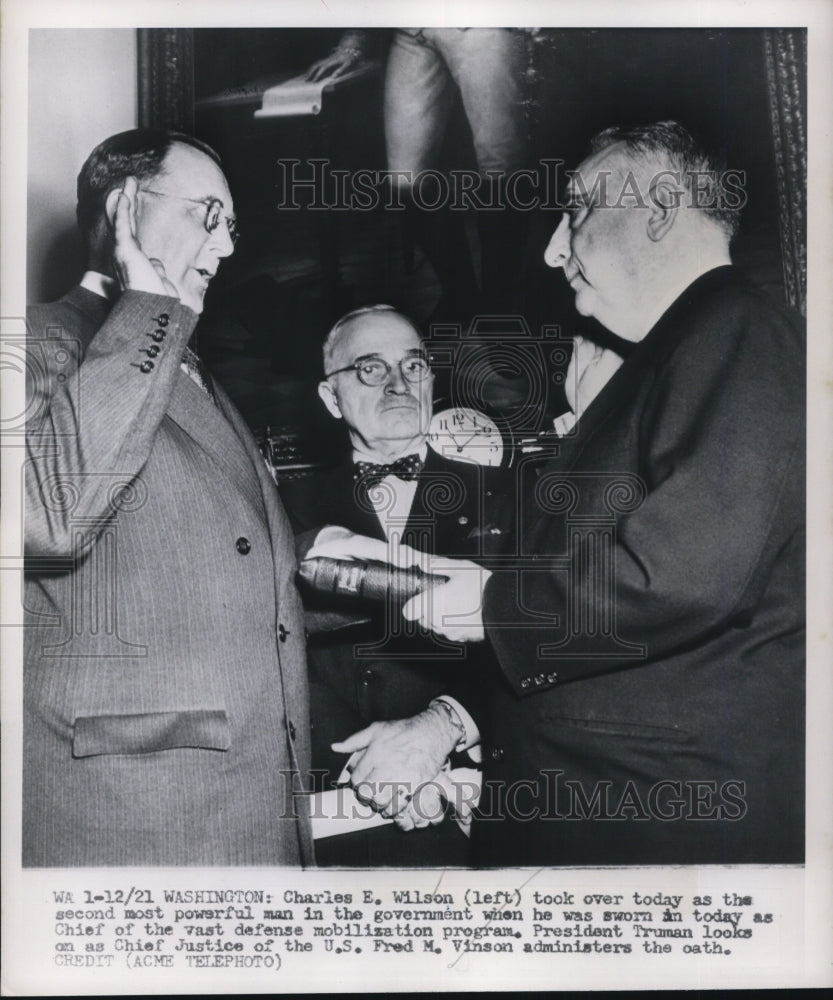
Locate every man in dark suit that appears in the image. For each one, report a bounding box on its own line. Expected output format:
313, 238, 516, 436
400, 121, 805, 866
281, 305, 500, 865
24, 129, 313, 866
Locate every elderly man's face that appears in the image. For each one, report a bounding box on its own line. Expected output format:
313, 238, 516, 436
134, 142, 235, 313
544, 144, 650, 341
319, 313, 434, 455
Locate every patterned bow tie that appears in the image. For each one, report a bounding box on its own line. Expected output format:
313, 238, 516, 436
354, 453, 423, 487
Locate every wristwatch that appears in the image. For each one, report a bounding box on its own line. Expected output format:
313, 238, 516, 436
430, 698, 467, 751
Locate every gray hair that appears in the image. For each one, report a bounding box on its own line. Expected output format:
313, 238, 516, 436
588, 120, 741, 239
322, 304, 422, 372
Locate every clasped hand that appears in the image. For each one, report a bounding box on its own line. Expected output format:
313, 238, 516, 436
332, 705, 463, 830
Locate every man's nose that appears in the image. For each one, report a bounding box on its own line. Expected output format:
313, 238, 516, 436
210, 220, 235, 258
384, 365, 411, 394
544, 213, 571, 269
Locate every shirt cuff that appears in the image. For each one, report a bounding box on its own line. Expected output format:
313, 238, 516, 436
313, 524, 352, 547
431, 696, 481, 760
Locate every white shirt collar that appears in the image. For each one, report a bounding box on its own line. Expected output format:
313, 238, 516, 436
79, 271, 119, 301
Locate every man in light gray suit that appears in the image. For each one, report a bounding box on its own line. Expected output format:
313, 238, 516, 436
23, 129, 313, 866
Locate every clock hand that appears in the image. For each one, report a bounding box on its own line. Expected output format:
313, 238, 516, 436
457, 427, 493, 450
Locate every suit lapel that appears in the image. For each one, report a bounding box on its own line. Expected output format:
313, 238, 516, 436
327, 459, 388, 540
551, 346, 649, 472
407, 449, 448, 535
165, 367, 267, 516
406, 451, 481, 553
551, 266, 736, 474
216, 382, 297, 564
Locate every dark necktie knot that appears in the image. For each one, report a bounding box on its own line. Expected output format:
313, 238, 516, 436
354, 453, 423, 488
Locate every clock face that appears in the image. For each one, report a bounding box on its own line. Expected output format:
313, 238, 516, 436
427, 407, 505, 467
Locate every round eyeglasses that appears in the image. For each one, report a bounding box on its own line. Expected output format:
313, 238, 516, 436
139, 188, 239, 245
325, 355, 432, 387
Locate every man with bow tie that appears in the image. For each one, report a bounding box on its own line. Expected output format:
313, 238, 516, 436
281, 304, 501, 866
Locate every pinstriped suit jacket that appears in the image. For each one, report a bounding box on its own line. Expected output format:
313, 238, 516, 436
23, 286, 313, 867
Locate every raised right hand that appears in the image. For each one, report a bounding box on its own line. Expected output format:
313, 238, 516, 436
111, 177, 179, 299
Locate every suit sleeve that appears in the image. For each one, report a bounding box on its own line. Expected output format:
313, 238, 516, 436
483, 292, 805, 695
25, 291, 197, 557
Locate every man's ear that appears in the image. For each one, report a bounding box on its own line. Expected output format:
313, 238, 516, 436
318, 380, 343, 420
646, 177, 681, 242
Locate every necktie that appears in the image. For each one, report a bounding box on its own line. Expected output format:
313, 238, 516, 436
181, 347, 217, 404
353, 453, 423, 489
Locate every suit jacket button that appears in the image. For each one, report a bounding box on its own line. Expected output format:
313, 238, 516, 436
151, 330, 165, 343
278, 623, 289, 642
139, 360, 154, 373
155, 313, 169, 326
534, 673, 545, 685
547, 672, 558, 684
236, 536, 251, 554
520, 677, 531, 689
490, 746, 504, 761
289, 721, 296, 741
457, 515, 469, 526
